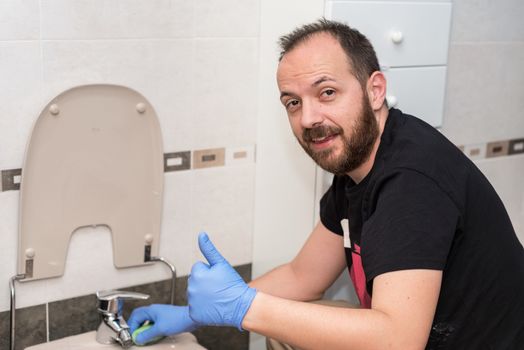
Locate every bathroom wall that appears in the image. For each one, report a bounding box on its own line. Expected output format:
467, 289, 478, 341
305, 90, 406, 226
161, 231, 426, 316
1, 0, 522, 349
440, 0, 524, 242
0, 0, 259, 349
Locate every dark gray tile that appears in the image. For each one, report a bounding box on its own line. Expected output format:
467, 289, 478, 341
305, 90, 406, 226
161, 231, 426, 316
1, 168, 22, 192
122, 278, 175, 319
164, 151, 191, 172
509, 138, 524, 155
48, 294, 99, 341
0, 309, 9, 350
194, 326, 249, 350
0, 304, 46, 350
234, 264, 252, 283
0, 311, 9, 350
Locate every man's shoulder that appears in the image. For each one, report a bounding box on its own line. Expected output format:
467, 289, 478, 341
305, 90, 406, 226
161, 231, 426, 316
378, 109, 468, 178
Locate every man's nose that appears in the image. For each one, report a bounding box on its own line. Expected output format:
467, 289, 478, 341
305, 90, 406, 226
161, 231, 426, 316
300, 100, 324, 129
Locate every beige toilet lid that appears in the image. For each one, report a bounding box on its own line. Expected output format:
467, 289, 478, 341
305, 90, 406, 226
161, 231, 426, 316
18, 84, 164, 281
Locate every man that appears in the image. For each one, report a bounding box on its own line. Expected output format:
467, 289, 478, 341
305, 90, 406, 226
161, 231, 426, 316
129, 19, 524, 349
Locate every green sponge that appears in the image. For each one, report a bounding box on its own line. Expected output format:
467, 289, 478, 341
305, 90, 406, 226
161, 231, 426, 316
131, 323, 164, 346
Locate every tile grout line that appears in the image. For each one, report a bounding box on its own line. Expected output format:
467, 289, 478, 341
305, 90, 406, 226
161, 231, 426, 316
46, 302, 50, 342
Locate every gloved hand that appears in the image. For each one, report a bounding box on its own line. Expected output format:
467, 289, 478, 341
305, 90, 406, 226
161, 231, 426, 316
127, 304, 198, 345
188, 232, 257, 330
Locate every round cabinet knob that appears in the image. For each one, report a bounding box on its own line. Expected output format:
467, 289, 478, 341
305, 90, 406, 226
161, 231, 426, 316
390, 30, 403, 44
386, 95, 398, 108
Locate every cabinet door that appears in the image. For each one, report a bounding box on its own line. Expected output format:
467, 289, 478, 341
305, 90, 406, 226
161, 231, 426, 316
327, 1, 452, 67
383, 66, 447, 127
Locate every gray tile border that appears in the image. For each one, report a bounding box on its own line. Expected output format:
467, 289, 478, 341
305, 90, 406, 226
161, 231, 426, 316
48, 294, 99, 341
0, 304, 47, 350
0, 145, 256, 191
121, 278, 176, 318
193, 325, 249, 350
457, 138, 524, 160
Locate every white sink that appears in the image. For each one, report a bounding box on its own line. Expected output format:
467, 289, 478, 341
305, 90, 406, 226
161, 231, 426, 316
25, 331, 206, 349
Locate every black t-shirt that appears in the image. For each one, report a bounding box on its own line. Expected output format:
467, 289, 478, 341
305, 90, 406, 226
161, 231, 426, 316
320, 108, 524, 349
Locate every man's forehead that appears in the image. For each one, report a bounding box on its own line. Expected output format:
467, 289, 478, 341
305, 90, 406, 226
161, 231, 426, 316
276, 33, 352, 82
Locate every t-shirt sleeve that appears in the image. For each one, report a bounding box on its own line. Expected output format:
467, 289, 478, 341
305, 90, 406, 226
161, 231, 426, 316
319, 176, 347, 236
362, 169, 460, 282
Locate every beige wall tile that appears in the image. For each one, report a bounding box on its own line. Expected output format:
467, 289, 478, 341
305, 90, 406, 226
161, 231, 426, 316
192, 165, 255, 267
0, 0, 39, 40
0, 42, 44, 167
194, 0, 259, 38
41, 0, 194, 39
191, 38, 258, 149
441, 43, 524, 145
450, 0, 524, 42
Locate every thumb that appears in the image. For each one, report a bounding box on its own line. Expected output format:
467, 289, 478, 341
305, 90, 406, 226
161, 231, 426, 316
198, 232, 226, 266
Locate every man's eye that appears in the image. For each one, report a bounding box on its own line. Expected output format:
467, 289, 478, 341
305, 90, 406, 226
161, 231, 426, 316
286, 99, 300, 110
322, 89, 335, 97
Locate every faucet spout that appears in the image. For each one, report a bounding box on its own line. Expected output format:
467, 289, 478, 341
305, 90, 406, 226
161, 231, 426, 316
96, 314, 133, 348
95, 290, 149, 348
117, 328, 133, 348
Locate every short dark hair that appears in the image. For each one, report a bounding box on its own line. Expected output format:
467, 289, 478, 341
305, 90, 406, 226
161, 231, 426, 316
278, 18, 380, 87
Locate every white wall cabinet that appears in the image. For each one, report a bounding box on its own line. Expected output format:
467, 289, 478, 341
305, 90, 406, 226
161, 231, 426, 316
326, 0, 453, 127
384, 66, 447, 127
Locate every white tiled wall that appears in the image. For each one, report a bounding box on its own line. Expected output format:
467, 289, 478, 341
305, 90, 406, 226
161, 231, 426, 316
0, 0, 258, 311
0, 42, 44, 168
440, 0, 524, 243
0, 0, 40, 40
441, 0, 524, 145
449, 0, 524, 42
191, 38, 258, 149
40, 0, 194, 39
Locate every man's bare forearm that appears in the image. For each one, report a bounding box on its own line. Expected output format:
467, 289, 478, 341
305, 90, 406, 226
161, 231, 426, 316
245, 269, 441, 350
249, 223, 347, 301
249, 263, 324, 301
242, 292, 395, 350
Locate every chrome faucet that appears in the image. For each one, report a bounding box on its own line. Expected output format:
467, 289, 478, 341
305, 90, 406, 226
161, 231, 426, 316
96, 290, 149, 348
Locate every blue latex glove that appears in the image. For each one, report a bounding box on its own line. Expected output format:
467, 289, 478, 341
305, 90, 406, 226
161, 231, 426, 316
127, 304, 198, 345
188, 232, 257, 330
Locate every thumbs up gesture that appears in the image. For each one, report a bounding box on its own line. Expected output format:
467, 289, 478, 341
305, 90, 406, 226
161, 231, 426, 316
188, 233, 257, 330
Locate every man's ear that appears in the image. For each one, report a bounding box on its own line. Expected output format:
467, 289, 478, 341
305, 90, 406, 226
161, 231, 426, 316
367, 71, 387, 111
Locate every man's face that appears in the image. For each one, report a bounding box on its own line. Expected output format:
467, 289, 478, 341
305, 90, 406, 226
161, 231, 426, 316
277, 32, 379, 175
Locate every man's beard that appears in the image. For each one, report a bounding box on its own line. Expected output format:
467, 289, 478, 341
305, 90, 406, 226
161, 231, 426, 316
299, 96, 379, 176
